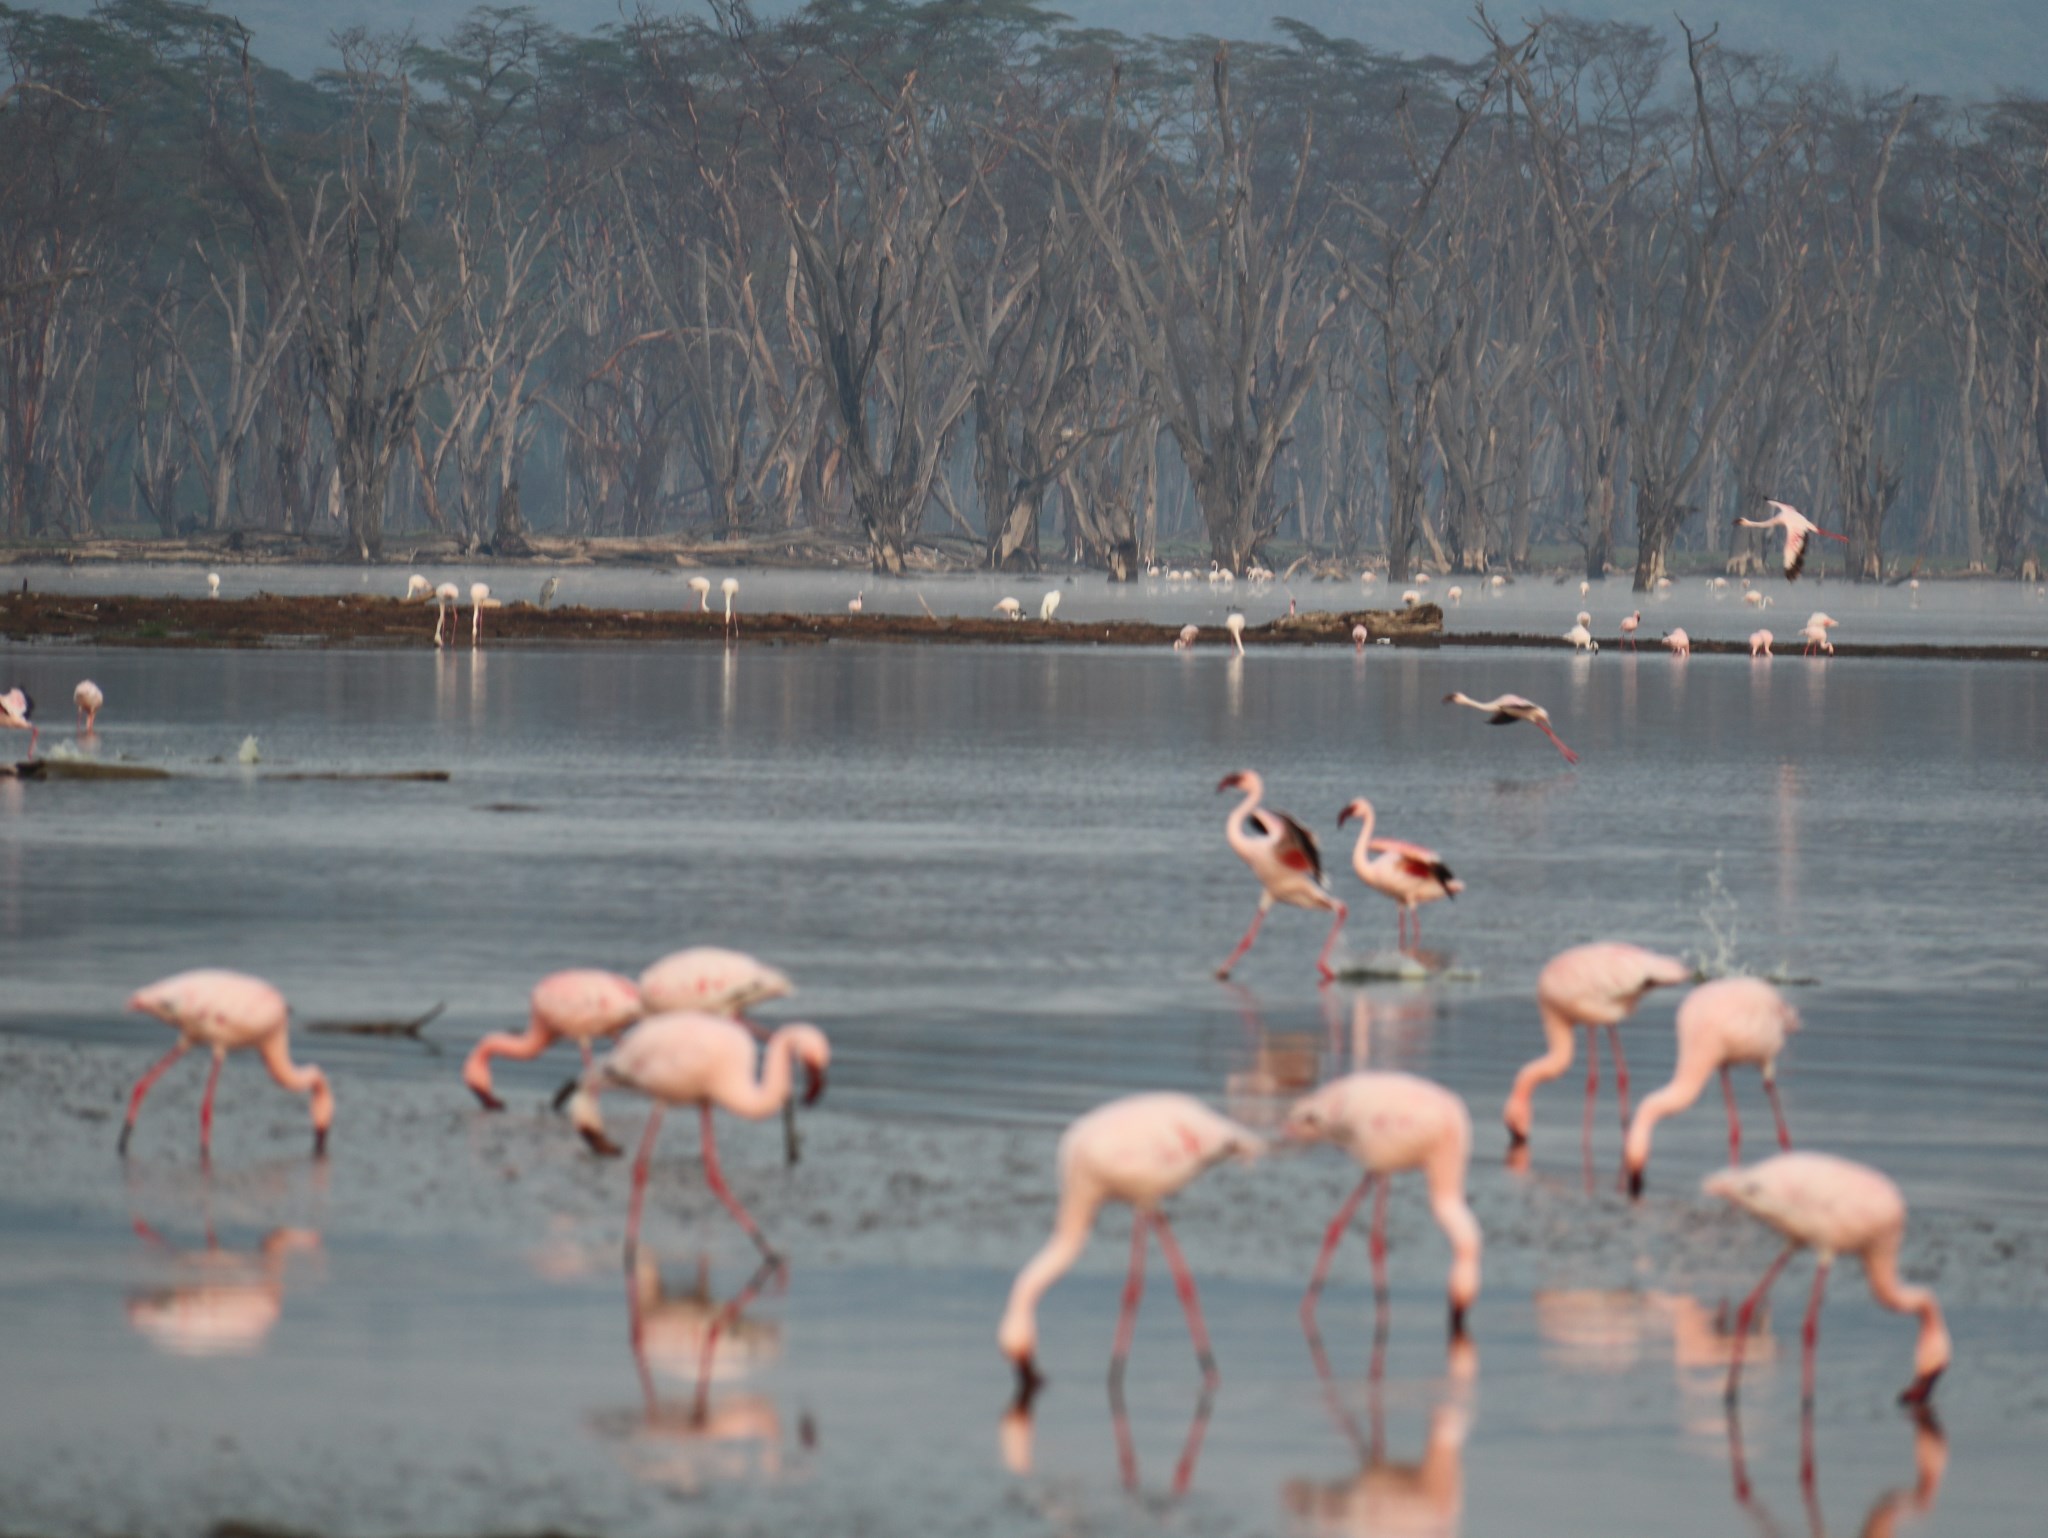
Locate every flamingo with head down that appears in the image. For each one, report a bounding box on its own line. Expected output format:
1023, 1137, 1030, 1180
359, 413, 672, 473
3, 687, 38, 758
1623, 976, 1799, 1195
1215, 771, 1348, 982
463, 968, 645, 1112
1338, 798, 1462, 951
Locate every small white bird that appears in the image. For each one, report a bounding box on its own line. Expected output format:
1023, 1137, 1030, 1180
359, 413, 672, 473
687, 576, 712, 612
721, 577, 740, 636
1039, 590, 1061, 622
206, 572, 221, 598
405, 574, 432, 601
995, 597, 1022, 621
1663, 628, 1691, 658
848, 590, 864, 614
1225, 612, 1246, 656
74, 679, 103, 732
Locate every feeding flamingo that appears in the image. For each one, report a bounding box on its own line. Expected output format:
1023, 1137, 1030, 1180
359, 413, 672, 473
1442, 692, 1579, 765
462, 969, 645, 1112
688, 576, 712, 611
207, 572, 221, 598
1351, 623, 1369, 652
639, 947, 802, 1163
1744, 590, 1771, 608
1215, 770, 1348, 982
405, 574, 432, 601
470, 582, 499, 645
1750, 629, 1774, 658
1734, 501, 1849, 581
1663, 628, 1691, 658
432, 583, 461, 646
1039, 591, 1061, 621
568, 1011, 830, 1264
995, 597, 1022, 621
1565, 620, 1598, 654
1801, 620, 1835, 656
1446, 586, 1463, 605
1619, 611, 1642, 650
997, 1092, 1264, 1402
1503, 943, 1693, 1147
1225, 612, 1246, 655
721, 578, 740, 636
1338, 798, 1462, 952
2, 687, 37, 759
73, 679, 103, 732
1623, 976, 1799, 1196
118, 970, 332, 1160
1707, 1153, 1949, 1408
1174, 624, 1200, 651
1401, 590, 1421, 608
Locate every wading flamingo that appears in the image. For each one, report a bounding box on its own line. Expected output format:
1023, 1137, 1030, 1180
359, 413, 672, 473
207, 571, 221, 598
1619, 611, 1642, 650
997, 1092, 1264, 1402
463, 969, 645, 1111
1565, 620, 1598, 654
1624, 977, 1799, 1195
405, 574, 432, 601
1351, 623, 1369, 652
995, 597, 1022, 621
639, 947, 801, 1163
470, 582, 499, 645
1040, 590, 1061, 621
1338, 798, 1462, 951
1226, 612, 1246, 655
73, 679, 103, 732
1216, 770, 1348, 982
1446, 585, 1463, 605
1174, 624, 1200, 651
1735, 501, 1849, 581
1707, 1153, 1949, 1407
1750, 629, 1774, 658
848, 591, 863, 613
721, 577, 739, 636
2, 687, 38, 758
1744, 589, 1771, 609
1503, 943, 1693, 1147
1802, 612, 1839, 656
688, 576, 712, 611
1401, 590, 1421, 608
1442, 692, 1579, 765
1284, 1073, 1482, 1342
568, 1011, 830, 1264
119, 969, 332, 1160
432, 582, 460, 646
1663, 628, 1691, 658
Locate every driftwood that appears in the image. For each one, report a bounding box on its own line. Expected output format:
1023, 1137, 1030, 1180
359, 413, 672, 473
305, 1001, 445, 1039
13, 759, 171, 780
264, 770, 452, 782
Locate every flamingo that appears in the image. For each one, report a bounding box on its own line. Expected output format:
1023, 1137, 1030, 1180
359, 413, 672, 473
568, 1011, 830, 1264
1663, 628, 1691, 658
1215, 770, 1348, 982
462, 969, 645, 1112
721, 577, 739, 636
1707, 1153, 1949, 1407
847, 590, 863, 613
1619, 611, 1642, 650
206, 572, 221, 598
405, 574, 432, 601
640, 947, 801, 1163
1442, 692, 1579, 765
432, 582, 460, 646
1039, 590, 1062, 621
1575, 609, 1592, 628
470, 582, 499, 645
118, 969, 332, 1160
1744, 589, 1771, 609
1446, 586, 1463, 605
1401, 590, 1421, 608
1734, 501, 1849, 581
2, 687, 38, 759
1351, 623, 1369, 653
1749, 629, 1774, 658
1579, 580, 1591, 598
1284, 1072, 1482, 1341
1417, 573, 1431, 586
1801, 619, 1836, 656
1565, 621, 1598, 654
538, 576, 559, 609
1174, 623, 1200, 651
1225, 612, 1246, 655
1502, 943, 1694, 1147
997, 1092, 1264, 1401
1338, 798, 1462, 951
995, 597, 1022, 621
73, 679, 103, 732
1488, 574, 1505, 590
1623, 977, 1799, 1195
688, 576, 712, 611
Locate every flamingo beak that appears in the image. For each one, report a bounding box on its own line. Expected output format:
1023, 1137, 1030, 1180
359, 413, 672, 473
1011, 1354, 1045, 1411
1337, 804, 1355, 827
1216, 773, 1241, 793
804, 1064, 827, 1106
313, 1127, 328, 1159
1449, 1302, 1469, 1341
1628, 1169, 1645, 1200
579, 1125, 624, 1159
1900, 1368, 1943, 1407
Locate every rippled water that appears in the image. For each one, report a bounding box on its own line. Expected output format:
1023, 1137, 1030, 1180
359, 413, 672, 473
1, 640, 2043, 1535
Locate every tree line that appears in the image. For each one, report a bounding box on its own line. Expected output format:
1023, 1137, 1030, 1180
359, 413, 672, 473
4, 0, 2046, 587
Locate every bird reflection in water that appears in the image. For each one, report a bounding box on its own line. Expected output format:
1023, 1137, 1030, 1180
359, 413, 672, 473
1284, 1336, 1476, 1537
1726, 1401, 1945, 1538
999, 1372, 1216, 1505
1534, 1288, 1780, 1433
1219, 983, 1322, 1130
126, 1210, 322, 1356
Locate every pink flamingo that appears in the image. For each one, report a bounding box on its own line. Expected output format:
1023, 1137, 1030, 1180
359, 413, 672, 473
1623, 977, 1799, 1196
74, 679, 103, 732
1734, 501, 1849, 581
1442, 692, 1579, 765
1802, 613, 1838, 656
432, 582, 460, 646
1, 686, 36, 759
1707, 1153, 1949, 1407
1351, 623, 1369, 652
462, 968, 644, 1111
1216, 770, 1349, 982
1503, 942, 1693, 1147
639, 948, 793, 1018
1619, 611, 1642, 650
998, 1092, 1264, 1401
1284, 1072, 1482, 1342
568, 1011, 830, 1264
1338, 798, 1462, 951
1749, 628, 1773, 658
1663, 627, 1691, 658
1173, 623, 1200, 651
119, 969, 332, 1160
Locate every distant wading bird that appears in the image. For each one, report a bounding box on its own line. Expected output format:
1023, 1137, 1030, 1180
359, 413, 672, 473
1, 687, 37, 758
538, 576, 559, 610
1174, 624, 1200, 651
1750, 629, 1774, 658
1735, 500, 1850, 581
721, 577, 739, 637
1216, 770, 1349, 982
1039, 590, 1061, 621
639, 946, 802, 1161
432, 583, 460, 647
74, 679, 103, 732
405, 574, 432, 601
1706, 1153, 1949, 1408
688, 576, 712, 611
1619, 611, 1642, 649
462, 969, 644, 1112
1338, 798, 1462, 951
207, 571, 221, 598
998, 1093, 1264, 1402
1663, 628, 1691, 658
995, 597, 1022, 621
1226, 612, 1246, 655
1442, 692, 1579, 765
119, 969, 332, 1160
470, 582, 499, 645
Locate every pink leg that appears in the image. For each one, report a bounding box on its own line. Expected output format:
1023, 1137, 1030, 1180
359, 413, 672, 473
1301, 1172, 1374, 1333
1800, 1258, 1830, 1412
198, 1052, 223, 1161
700, 1102, 778, 1262
1110, 1211, 1149, 1382
1608, 1027, 1632, 1132
1169, 1389, 1216, 1500
1721, 1065, 1743, 1166
118, 1041, 191, 1156
1581, 1029, 1601, 1149
1315, 904, 1349, 982
1151, 1211, 1218, 1383
1765, 1075, 1793, 1150
1215, 904, 1268, 979
1367, 1175, 1391, 1385
624, 1106, 666, 1265
696, 1254, 787, 1411
1109, 1375, 1139, 1491
1726, 1244, 1796, 1404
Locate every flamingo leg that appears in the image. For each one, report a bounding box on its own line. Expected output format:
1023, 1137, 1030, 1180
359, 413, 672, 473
198, 1051, 224, 1161
118, 1040, 191, 1156
1302, 1172, 1374, 1333
1764, 1074, 1793, 1151
1367, 1174, 1391, 1386
1800, 1258, 1831, 1412
623, 1105, 667, 1266
1535, 719, 1580, 764
1315, 903, 1349, 982
1109, 1375, 1140, 1492
1581, 1028, 1601, 1154
549, 1037, 596, 1112
696, 1254, 787, 1411
1725, 1243, 1797, 1404
1215, 900, 1270, 979
1170, 1389, 1217, 1500
700, 1102, 778, 1262
1608, 1027, 1632, 1131
1721, 1065, 1743, 1166
1109, 1211, 1149, 1384
1151, 1211, 1219, 1384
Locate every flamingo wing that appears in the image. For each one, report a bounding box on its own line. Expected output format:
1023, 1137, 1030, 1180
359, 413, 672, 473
1486, 710, 1523, 725
1784, 525, 1810, 580
1270, 809, 1324, 880
1371, 839, 1456, 890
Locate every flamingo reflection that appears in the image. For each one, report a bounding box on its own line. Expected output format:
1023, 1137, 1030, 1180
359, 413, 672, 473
999, 1378, 1216, 1504
126, 1214, 322, 1356
1284, 1337, 1476, 1537
1726, 1401, 1944, 1538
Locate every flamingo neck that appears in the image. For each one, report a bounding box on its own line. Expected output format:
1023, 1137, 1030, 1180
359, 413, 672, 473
1864, 1231, 1951, 1381
1425, 1136, 1481, 1315
1346, 804, 1378, 878
998, 1186, 1101, 1362
257, 1033, 332, 1132
1225, 778, 1265, 849
725, 1027, 807, 1120
1622, 1049, 1717, 1174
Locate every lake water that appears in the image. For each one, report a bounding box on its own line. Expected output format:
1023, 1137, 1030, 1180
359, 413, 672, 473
1, 639, 2044, 1535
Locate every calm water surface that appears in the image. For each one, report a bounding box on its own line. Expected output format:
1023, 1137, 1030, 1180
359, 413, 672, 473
0, 641, 2042, 1535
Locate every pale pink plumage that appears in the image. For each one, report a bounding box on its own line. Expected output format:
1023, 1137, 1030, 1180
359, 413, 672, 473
1216, 770, 1348, 981
1339, 798, 1462, 952
1735, 501, 1849, 581
1624, 977, 1799, 1194
73, 679, 103, 731
1749, 629, 1773, 658
1503, 942, 1693, 1145
1662, 628, 1691, 658
1442, 691, 1578, 765
463, 968, 645, 1111
1, 686, 36, 759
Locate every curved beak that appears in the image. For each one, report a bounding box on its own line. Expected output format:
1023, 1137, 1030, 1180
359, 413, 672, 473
804, 1064, 827, 1106
1899, 1368, 1943, 1408
1011, 1354, 1045, 1412
1336, 804, 1356, 827
1449, 1301, 1469, 1341
1215, 773, 1242, 793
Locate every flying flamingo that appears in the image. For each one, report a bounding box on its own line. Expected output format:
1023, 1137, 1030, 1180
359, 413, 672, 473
1215, 770, 1348, 982
721, 577, 740, 636
118, 969, 333, 1160
470, 582, 499, 645
1749, 629, 1774, 658
1502, 942, 1694, 1147
1225, 612, 1246, 655
997, 1092, 1264, 1402
688, 576, 712, 611
1338, 798, 1462, 951
1619, 611, 1642, 650
432, 583, 460, 646
1707, 1153, 1949, 1408
568, 1011, 830, 1264
1623, 977, 1799, 1196
1734, 501, 1849, 581
462, 968, 645, 1111
2, 686, 37, 758
1442, 692, 1579, 765
1663, 627, 1691, 658
74, 679, 103, 732
1351, 623, 1369, 652
1283, 1072, 1482, 1342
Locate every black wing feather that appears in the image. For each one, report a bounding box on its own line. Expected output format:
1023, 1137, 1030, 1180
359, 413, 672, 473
1273, 809, 1324, 881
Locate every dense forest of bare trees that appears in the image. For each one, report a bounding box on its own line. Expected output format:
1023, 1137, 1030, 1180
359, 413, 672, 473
4, 0, 2047, 586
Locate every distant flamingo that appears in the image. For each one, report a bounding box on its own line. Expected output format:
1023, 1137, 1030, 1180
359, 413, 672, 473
1579, 580, 1591, 598
470, 582, 499, 645
1735, 501, 1849, 581
73, 679, 103, 732
1226, 612, 1246, 655
1503, 943, 1693, 1147
1749, 629, 1774, 658
207, 572, 221, 598
1039, 590, 1061, 621
847, 591, 863, 613
405, 574, 432, 601
1565, 620, 1598, 653
432, 582, 460, 646
1744, 589, 1771, 609
1707, 1153, 1949, 1407
997, 1092, 1264, 1401
1619, 611, 1642, 650
1351, 623, 1369, 652
119, 969, 332, 1160
688, 576, 712, 611
1216, 770, 1348, 982
1801, 619, 1835, 656
1338, 798, 1462, 951
1624, 977, 1799, 1195
639, 948, 793, 1018
463, 969, 644, 1111
1401, 590, 1420, 608
995, 597, 1022, 621
1284, 1072, 1482, 1341
1663, 627, 1691, 658
1442, 692, 1579, 765
1446, 586, 1463, 605
2, 686, 37, 758
1174, 624, 1200, 651
721, 577, 739, 636
568, 1011, 830, 1264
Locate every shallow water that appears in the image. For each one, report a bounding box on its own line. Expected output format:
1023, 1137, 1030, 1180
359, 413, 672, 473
1, 640, 2044, 1535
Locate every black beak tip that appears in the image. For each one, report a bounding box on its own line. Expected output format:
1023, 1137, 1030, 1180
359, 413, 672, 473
471, 1086, 506, 1112
1449, 1304, 1468, 1340
804, 1067, 826, 1107
580, 1126, 623, 1159
1899, 1370, 1943, 1408
313, 1128, 328, 1159
117, 1125, 132, 1158
549, 1080, 577, 1112
1011, 1356, 1045, 1412
1627, 1170, 1645, 1200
